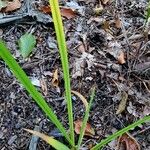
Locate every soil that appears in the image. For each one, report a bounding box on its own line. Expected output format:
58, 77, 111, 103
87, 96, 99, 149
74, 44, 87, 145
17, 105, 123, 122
0, 0, 150, 150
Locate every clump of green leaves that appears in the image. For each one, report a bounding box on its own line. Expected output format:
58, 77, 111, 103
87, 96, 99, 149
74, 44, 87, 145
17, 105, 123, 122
0, 0, 150, 149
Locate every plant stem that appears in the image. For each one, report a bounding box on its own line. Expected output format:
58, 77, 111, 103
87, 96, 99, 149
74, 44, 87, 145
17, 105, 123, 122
49, 0, 75, 145
77, 87, 95, 150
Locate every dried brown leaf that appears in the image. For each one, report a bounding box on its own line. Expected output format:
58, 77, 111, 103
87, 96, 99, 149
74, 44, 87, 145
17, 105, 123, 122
3, 0, 21, 12
107, 41, 125, 64
118, 51, 126, 64
103, 20, 110, 31
72, 52, 95, 78
77, 43, 86, 53
40, 79, 48, 96
71, 90, 88, 110
39, 6, 50, 14
39, 5, 76, 19
74, 120, 95, 137
60, 7, 76, 19
115, 18, 122, 29
52, 69, 59, 87
116, 91, 128, 115
117, 133, 140, 150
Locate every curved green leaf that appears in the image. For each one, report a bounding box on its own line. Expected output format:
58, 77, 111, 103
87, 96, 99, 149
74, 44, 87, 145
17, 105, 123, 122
91, 115, 150, 150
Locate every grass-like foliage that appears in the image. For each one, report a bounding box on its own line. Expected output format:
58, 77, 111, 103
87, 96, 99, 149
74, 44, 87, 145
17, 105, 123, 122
145, 1, 150, 22
0, 40, 72, 146
0, 0, 150, 149
91, 115, 150, 150
48, 0, 74, 144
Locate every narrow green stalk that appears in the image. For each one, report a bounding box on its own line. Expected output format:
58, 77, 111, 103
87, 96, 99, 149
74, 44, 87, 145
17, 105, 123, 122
77, 87, 95, 150
48, 0, 74, 145
0, 41, 73, 146
91, 115, 150, 150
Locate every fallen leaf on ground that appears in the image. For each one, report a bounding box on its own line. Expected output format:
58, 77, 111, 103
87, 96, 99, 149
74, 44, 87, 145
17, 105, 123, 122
72, 52, 95, 78
74, 120, 95, 137
52, 69, 60, 94
40, 6, 76, 19
118, 51, 126, 64
115, 17, 122, 29
71, 90, 88, 110
40, 79, 48, 96
60, 8, 76, 19
2, 0, 21, 12
77, 42, 86, 53
107, 41, 126, 64
116, 91, 128, 115
39, 6, 51, 14
103, 20, 110, 31
18, 33, 36, 58
52, 69, 59, 87
117, 133, 140, 150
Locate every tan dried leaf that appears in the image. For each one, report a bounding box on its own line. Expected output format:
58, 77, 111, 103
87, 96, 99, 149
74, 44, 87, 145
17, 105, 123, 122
117, 133, 140, 150
77, 43, 86, 53
39, 5, 76, 19
4, 0, 21, 12
72, 52, 95, 78
52, 69, 59, 87
118, 51, 126, 64
74, 120, 95, 137
116, 91, 128, 115
60, 7, 76, 19
40, 79, 48, 96
71, 90, 88, 110
115, 18, 122, 29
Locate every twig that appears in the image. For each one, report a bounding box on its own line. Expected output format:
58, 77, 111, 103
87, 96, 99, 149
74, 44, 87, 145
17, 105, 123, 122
133, 126, 150, 137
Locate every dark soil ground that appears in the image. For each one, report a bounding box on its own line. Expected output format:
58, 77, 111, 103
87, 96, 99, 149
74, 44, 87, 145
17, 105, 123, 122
0, 0, 150, 149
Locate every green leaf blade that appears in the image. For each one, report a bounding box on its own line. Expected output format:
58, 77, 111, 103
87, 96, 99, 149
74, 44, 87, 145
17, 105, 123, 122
91, 115, 150, 150
49, 0, 75, 145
